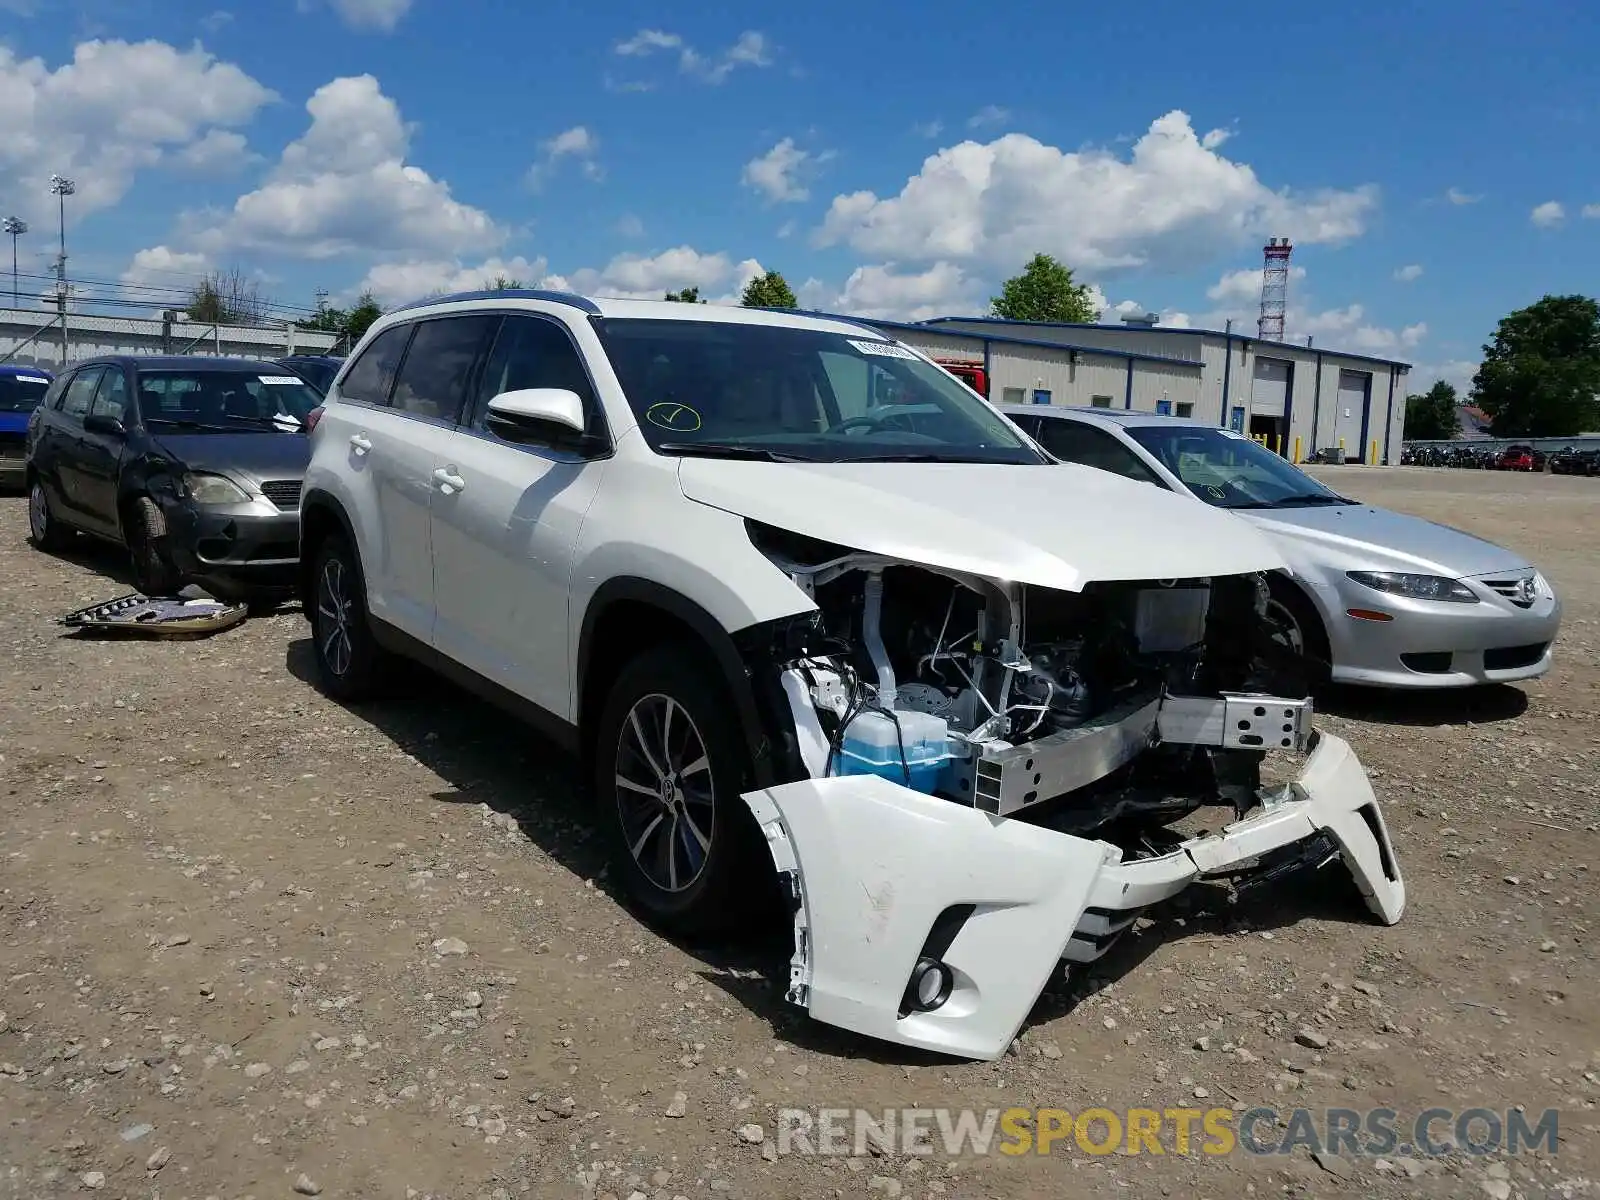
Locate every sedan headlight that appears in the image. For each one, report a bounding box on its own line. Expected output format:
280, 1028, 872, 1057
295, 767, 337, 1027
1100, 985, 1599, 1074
1346, 570, 1479, 604
183, 472, 251, 505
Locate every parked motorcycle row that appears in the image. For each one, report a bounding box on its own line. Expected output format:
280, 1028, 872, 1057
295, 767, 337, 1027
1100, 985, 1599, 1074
1402, 442, 1600, 475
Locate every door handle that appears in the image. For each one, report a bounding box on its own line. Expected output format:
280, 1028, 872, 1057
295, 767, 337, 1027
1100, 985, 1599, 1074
432, 467, 466, 495
349, 433, 372, 455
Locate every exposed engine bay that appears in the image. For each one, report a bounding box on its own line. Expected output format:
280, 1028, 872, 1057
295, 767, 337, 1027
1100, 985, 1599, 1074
746, 519, 1312, 843
738, 518, 1404, 1061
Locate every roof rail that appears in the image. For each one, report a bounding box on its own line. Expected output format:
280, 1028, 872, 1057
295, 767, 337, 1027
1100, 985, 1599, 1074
391, 289, 601, 315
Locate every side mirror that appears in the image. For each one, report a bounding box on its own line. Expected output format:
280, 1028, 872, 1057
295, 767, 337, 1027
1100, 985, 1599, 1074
485, 388, 585, 443
84, 413, 126, 438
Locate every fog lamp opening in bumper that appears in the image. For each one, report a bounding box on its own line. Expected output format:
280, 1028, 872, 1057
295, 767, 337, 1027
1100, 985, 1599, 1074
902, 958, 954, 1015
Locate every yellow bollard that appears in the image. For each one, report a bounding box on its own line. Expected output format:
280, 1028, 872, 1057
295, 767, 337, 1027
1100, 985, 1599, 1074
1293, 435, 1301, 464
1369, 439, 1377, 465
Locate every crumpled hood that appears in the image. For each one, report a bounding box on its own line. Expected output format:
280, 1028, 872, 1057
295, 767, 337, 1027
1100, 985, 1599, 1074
1241, 503, 1530, 578
677, 459, 1287, 591
148, 430, 310, 484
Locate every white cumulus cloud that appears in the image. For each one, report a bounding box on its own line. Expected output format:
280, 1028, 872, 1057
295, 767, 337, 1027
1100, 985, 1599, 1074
356, 255, 554, 307
815, 111, 1378, 275
741, 138, 829, 203
189, 74, 501, 261
528, 125, 602, 186
1530, 200, 1565, 228
1393, 263, 1423, 283
612, 28, 773, 85
1583, 203, 1600, 219
121, 245, 213, 288
312, 0, 412, 32
1445, 186, 1481, 205
1206, 264, 1307, 304
0, 39, 275, 225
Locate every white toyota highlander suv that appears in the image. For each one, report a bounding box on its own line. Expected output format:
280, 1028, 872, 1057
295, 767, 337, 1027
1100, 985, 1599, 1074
298, 290, 1405, 1061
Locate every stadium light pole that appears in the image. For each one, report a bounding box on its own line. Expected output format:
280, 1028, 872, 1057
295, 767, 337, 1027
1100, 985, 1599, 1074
48, 175, 75, 284
48, 176, 76, 364
1, 216, 25, 307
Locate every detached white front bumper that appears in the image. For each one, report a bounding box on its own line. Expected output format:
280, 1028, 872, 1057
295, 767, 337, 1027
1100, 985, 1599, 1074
741, 731, 1403, 1062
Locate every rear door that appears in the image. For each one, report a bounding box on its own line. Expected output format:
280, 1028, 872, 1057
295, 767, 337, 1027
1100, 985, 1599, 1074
52, 367, 105, 528
334, 315, 498, 643
429, 313, 611, 718
80, 366, 132, 534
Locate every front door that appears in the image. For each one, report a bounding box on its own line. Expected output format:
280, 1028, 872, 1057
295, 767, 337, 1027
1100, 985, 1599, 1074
429, 314, 610, 720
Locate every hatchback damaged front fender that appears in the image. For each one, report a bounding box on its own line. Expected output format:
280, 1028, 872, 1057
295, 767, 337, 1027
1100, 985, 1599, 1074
741, 731, 1404, 1062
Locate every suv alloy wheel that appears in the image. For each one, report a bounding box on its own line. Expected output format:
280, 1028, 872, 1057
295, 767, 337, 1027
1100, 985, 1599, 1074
310, 533, 387, 700
594, 645, 765, 935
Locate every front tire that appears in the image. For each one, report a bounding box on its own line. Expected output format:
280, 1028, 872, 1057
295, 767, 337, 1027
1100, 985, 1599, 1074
309, 533, 388, 701
593, 645, 766, 937
1265, 580, 1332, 686
127, 496, 182, 595
28, 477, 73, 552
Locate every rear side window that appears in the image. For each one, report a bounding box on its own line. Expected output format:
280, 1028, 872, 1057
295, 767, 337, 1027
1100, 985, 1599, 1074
338, 324, 412, 407
390, 316, 498, 424
60, 368, 103, 418
1034, 420, 1162, 485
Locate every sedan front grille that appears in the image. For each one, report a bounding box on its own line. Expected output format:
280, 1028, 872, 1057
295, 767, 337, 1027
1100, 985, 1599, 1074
1479, 574, 1536, 608
259, 479, 303, 511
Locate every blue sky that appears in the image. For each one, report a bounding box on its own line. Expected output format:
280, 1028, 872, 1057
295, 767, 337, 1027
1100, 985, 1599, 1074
1, 0, 1597, 390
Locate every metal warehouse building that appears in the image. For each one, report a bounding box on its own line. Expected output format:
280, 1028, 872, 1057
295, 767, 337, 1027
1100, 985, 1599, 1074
845, 313, 1412, 465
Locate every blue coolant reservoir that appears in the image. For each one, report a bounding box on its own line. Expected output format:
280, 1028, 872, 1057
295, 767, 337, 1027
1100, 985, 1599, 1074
833, 709, 952, 794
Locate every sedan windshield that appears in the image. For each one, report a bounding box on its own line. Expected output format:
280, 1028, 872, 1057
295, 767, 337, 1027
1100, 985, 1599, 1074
0, 372, 51, 413
1126, 425, 1352, 510
137, 370, 322, 432
284, 359, 341, 393
592, 318, 1044, 465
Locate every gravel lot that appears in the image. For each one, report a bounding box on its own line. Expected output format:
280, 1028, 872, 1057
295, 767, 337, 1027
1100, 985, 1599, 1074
1, 467, 1596, 1200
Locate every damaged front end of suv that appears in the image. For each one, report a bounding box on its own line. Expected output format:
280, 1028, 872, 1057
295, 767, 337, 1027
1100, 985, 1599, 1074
732, 519, 1405, 1062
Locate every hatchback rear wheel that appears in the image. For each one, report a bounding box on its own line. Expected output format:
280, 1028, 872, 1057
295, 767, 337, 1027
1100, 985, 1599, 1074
27, 478, 73, 552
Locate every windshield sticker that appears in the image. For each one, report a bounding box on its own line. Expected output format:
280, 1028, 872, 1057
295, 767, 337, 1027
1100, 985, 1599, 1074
645, 401, 702, 432
1205, 483, 1227, 500
16, 375, 49, 385
847, 339, 919, 361
259, 375, 303, 385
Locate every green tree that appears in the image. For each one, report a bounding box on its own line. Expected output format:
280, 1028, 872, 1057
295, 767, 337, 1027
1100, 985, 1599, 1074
186, 267, 267, 325
990, 253, 1097, 323
664, 286, 705, 303
297, 298, 348, 334
740, 271, 797, 309
343, 291, 384, 344
1404, 381, 1460, 441
486, 274, 525, 290
1471, 294, 1600, 437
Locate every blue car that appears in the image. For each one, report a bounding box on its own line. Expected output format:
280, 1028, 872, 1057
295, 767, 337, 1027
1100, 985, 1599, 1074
0, 363, 53, 490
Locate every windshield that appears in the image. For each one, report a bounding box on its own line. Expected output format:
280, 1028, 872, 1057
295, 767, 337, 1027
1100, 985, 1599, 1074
0, 371, 51, 414
591, 318, 1044, 464
1126, 425, 1352, 509
137, 370, 321, 432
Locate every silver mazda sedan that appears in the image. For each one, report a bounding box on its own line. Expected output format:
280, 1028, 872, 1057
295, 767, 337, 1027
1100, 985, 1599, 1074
1006, 406, 1561, 689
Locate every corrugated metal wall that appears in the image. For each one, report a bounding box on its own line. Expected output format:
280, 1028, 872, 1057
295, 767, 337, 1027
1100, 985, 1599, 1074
1129, 360, 1202, 412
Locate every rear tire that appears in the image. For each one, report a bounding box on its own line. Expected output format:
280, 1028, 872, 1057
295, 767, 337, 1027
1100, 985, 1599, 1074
309, 533, 388, 701
127, 496, 182, 595
593, 644, 770, 937
27, 477, 73, 552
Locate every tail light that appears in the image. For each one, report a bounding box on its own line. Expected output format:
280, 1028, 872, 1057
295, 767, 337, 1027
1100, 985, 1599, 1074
305, 405, 324, 434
